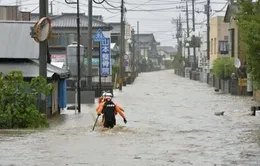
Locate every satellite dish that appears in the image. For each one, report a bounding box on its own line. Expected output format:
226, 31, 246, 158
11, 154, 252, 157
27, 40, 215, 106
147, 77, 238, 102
234, 58, 241, 68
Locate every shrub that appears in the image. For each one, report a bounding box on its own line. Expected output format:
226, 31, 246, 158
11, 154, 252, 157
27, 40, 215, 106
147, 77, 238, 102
212, 57, 235, 79
172, 54, 185, 70
0, 71, 52, 129
164, 60, 173, 69
236, 0, 260, 88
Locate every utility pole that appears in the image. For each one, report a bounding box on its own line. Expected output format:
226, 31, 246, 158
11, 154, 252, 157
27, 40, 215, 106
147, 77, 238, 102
206, 0, 210, 61
87, 0, 93, 89
175, 15, 183, 56
131, 29, 135, 72
119, 0, 125, 91
185, 0, 190, 67
65, 0, 81, 113
39, 0, 48, 114
50, 1, 53, 16
137, 21, 139, 72
192, 0, 196, 69
176, 17, 180, 54
137, 21, 139, 59
178, 15, 183, 56
76, 0, 81, 113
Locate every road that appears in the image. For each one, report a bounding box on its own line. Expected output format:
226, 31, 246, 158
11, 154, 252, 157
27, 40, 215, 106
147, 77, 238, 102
1, 70, 260, 166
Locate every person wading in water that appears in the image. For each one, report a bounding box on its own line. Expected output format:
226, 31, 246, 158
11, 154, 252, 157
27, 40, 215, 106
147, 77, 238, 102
96, 93, 127, 128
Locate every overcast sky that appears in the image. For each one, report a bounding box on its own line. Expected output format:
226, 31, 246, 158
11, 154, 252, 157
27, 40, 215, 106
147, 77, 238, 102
1, 0, 229, 47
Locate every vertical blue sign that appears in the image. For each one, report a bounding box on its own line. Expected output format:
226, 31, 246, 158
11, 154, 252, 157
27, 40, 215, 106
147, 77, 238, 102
100, 38, 111, 76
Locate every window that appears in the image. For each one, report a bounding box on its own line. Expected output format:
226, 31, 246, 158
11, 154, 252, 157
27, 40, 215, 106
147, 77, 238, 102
111, 36, 118, 44
219, 40, 229, 55
229, 28, 235, 57
211, 38, 213, 54
214, 38, 216, 54
224, 35, 228, 40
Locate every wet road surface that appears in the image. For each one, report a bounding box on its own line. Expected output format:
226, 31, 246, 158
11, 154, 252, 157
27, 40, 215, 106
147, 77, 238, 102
1, 70, 260, 165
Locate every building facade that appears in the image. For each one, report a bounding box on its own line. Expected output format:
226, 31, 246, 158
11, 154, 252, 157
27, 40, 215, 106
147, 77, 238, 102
0, 5, 30, 20
209, 16, 229, 69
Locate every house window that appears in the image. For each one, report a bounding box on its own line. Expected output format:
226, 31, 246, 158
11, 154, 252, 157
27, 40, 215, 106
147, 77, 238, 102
219, 40, 229, 55
229, 28, 235, 57
224, 35, 228, 40
214, 38, 216, 54
211, 38, 213, 54
111, 36, 118, 44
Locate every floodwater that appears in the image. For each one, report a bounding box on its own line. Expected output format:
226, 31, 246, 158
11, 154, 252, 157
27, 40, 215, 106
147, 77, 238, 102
1, 70, 260, 166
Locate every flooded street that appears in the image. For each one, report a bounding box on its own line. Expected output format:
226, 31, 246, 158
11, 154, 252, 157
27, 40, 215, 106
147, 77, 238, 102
1, 70, 260, 165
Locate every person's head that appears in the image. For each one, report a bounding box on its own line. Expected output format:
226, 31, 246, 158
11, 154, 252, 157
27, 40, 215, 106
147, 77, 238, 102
104, 93, 113, 101
102, 91, 107, 97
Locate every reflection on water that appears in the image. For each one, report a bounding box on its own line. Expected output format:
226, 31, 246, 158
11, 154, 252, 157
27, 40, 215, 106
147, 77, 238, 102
1, 70, 260, 165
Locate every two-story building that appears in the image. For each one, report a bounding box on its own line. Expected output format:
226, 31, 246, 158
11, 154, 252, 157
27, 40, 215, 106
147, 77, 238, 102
134, 33, 160, 72
223, 2, 246, 65
157, 46, 176, 69
157, 46, 176, 60
209, 16, 229, 69
224, 1, 252, 96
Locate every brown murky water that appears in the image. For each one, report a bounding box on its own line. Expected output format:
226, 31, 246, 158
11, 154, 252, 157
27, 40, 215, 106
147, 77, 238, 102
1, 70, 260, 166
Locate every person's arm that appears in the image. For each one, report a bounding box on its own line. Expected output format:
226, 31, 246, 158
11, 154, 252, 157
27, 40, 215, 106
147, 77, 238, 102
116, 105, 124, 112
115, 105, 126, 119
96, 103, 104, 115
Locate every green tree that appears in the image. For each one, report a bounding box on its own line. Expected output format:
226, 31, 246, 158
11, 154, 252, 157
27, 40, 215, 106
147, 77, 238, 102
172, 54, 185, 70
212, 57, 235, 79
236, 0, 260, 88
0, 71, 52, 129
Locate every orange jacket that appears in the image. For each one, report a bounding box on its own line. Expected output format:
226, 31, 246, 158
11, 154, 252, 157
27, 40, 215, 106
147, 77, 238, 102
96, 102, 126, 119
98, 96, 105, 104
97, 98, 124, 114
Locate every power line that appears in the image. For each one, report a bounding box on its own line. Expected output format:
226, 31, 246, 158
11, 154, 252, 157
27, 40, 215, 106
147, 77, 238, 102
104, 0, 120, 8
100, 1, 118, 14
103, 0, 153, 20
93, 0, 105, 4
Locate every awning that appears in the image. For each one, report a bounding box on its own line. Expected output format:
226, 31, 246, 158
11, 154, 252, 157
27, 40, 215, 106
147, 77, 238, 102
0, 59, 70, 79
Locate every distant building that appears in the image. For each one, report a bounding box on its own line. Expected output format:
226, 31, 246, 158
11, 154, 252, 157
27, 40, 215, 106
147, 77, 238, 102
157, 46, 177, 61
134, 33, 160, 64
0, 20, 70, 117
0, 5, 30, 21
